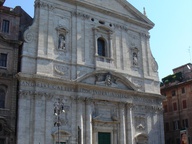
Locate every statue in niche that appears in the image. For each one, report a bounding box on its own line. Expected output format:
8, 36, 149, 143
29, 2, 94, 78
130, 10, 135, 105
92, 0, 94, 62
133, 52, 138, 66
58, 34, 66, 50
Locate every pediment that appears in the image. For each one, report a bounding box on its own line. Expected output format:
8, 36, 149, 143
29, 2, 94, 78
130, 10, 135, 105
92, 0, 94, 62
76, 0, 154, 28
76, 70, 137, 91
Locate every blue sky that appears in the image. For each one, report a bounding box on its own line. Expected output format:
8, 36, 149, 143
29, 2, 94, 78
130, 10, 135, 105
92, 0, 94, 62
4, 0, 192, 81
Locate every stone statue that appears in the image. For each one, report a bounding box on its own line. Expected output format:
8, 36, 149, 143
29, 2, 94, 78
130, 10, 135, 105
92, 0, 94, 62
133, 52, 138, 66
58, 34, 65, 50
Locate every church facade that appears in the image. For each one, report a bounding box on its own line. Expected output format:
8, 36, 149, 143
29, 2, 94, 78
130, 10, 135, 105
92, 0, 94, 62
17, 0, 164, 144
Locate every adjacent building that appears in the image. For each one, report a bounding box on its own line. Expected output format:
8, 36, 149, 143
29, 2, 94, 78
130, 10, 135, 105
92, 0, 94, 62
0, 1, 32, 144
17, 0, 164, 144
161, 63, 192, 144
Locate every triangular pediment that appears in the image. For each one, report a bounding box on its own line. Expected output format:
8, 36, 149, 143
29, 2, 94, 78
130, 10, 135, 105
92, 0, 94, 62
76, 70, 137, 91
75, 0, 154, 28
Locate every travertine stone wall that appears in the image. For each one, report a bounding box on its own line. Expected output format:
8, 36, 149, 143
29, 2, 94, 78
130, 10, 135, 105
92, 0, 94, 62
17, 0, 164, 144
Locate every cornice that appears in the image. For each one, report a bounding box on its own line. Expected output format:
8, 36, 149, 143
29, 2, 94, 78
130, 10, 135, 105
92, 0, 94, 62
0, 35, 22, 45
60, 0, 153, 30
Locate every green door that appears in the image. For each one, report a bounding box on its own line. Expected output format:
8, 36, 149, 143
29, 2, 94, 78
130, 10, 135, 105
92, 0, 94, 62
98, 132, 111, 144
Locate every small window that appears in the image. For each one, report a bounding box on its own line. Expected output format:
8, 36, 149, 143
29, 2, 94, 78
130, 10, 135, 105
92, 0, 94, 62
97, 38, 106, 57
165, 122, 169, 132
173, 102, 177, 111
56, 142, 66, 144
181, 87, 185, 94
2, 20, 9, 33
173, 120, 180, 130
0, 53, 7, 68
164, 105, 168, 113
182, 119, 188, 128
0, 89, 5, 108
0, 123, 2, 131
183, 100, 187, 109
172, 90, 176, 96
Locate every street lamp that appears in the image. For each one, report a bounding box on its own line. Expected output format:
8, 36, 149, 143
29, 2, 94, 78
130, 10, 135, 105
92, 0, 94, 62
54, 98, 65, 144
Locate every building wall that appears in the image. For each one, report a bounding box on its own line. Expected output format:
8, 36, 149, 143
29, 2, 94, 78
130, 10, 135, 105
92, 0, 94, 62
0, 4, 32, 144
161, 64, 192, 144
17, 0, 164, 144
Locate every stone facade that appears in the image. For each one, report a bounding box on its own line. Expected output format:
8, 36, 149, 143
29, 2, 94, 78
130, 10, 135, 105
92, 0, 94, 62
0, 3, 32, 144
17, 0, 164, 144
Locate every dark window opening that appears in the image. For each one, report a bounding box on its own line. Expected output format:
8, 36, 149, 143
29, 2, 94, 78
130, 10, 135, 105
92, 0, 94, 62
181, 87, 185, 94
0, 53, 7, 68
173, 120, 180, 130
165, 122, 169, 132
0, 89, 5, 108
97, 38, 106, 56
2, 20, 9, 33
182, 119, 188, 128
173, 102, 177, 111
172, 90, 176, 96
183, 100, 187, 109
164, 105, 168, 113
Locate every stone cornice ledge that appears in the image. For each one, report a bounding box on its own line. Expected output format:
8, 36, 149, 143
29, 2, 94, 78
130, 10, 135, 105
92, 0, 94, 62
58, 0, 153, 30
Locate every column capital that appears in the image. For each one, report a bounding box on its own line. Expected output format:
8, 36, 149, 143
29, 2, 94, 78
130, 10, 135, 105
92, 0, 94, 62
126, 103, 134, 109
85, 97, 93, 105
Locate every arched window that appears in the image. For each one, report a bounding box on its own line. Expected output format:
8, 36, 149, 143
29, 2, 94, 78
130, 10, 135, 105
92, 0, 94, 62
0, 89, 5, 108
97, 37, 106, 57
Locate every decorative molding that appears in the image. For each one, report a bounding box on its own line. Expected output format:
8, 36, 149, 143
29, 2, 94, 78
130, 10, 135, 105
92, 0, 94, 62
113, 23, 128, 31
34, 0, 55, 11
54, 64, 69, 76
24, 29, 35, 43
72, 11, 90, 19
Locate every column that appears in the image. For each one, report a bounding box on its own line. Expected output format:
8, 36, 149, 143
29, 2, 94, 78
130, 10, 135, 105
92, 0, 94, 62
33, 95, 46, 144
70, 97, 77, 144
17, 92, 33, 144
85, 98, 92, 144
126, 103, 133, 144
119, 103, 126, 144
113, 129, 117, 144
77, 97, 84, 144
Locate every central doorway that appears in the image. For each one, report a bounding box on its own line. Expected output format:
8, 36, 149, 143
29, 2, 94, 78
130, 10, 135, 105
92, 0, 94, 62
98, 132, 111, 144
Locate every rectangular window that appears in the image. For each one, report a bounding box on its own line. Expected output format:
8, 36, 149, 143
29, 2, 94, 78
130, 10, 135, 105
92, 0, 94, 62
172, 90, 176, 96
2, 20, 10, 33
183, 100, 187, 109
173, 120, 180, 130
182, 119, 188, 128
164, 105, 168, 113
173, 102, 177, 111
165, 122, 169, 132
56, 142, 66, 144
0, 53, 7, 68
98, 132, 111, 144
181, 87, 185, 94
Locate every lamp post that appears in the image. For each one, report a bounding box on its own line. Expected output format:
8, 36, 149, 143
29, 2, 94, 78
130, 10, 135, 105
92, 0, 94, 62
54, 98, 65, 144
